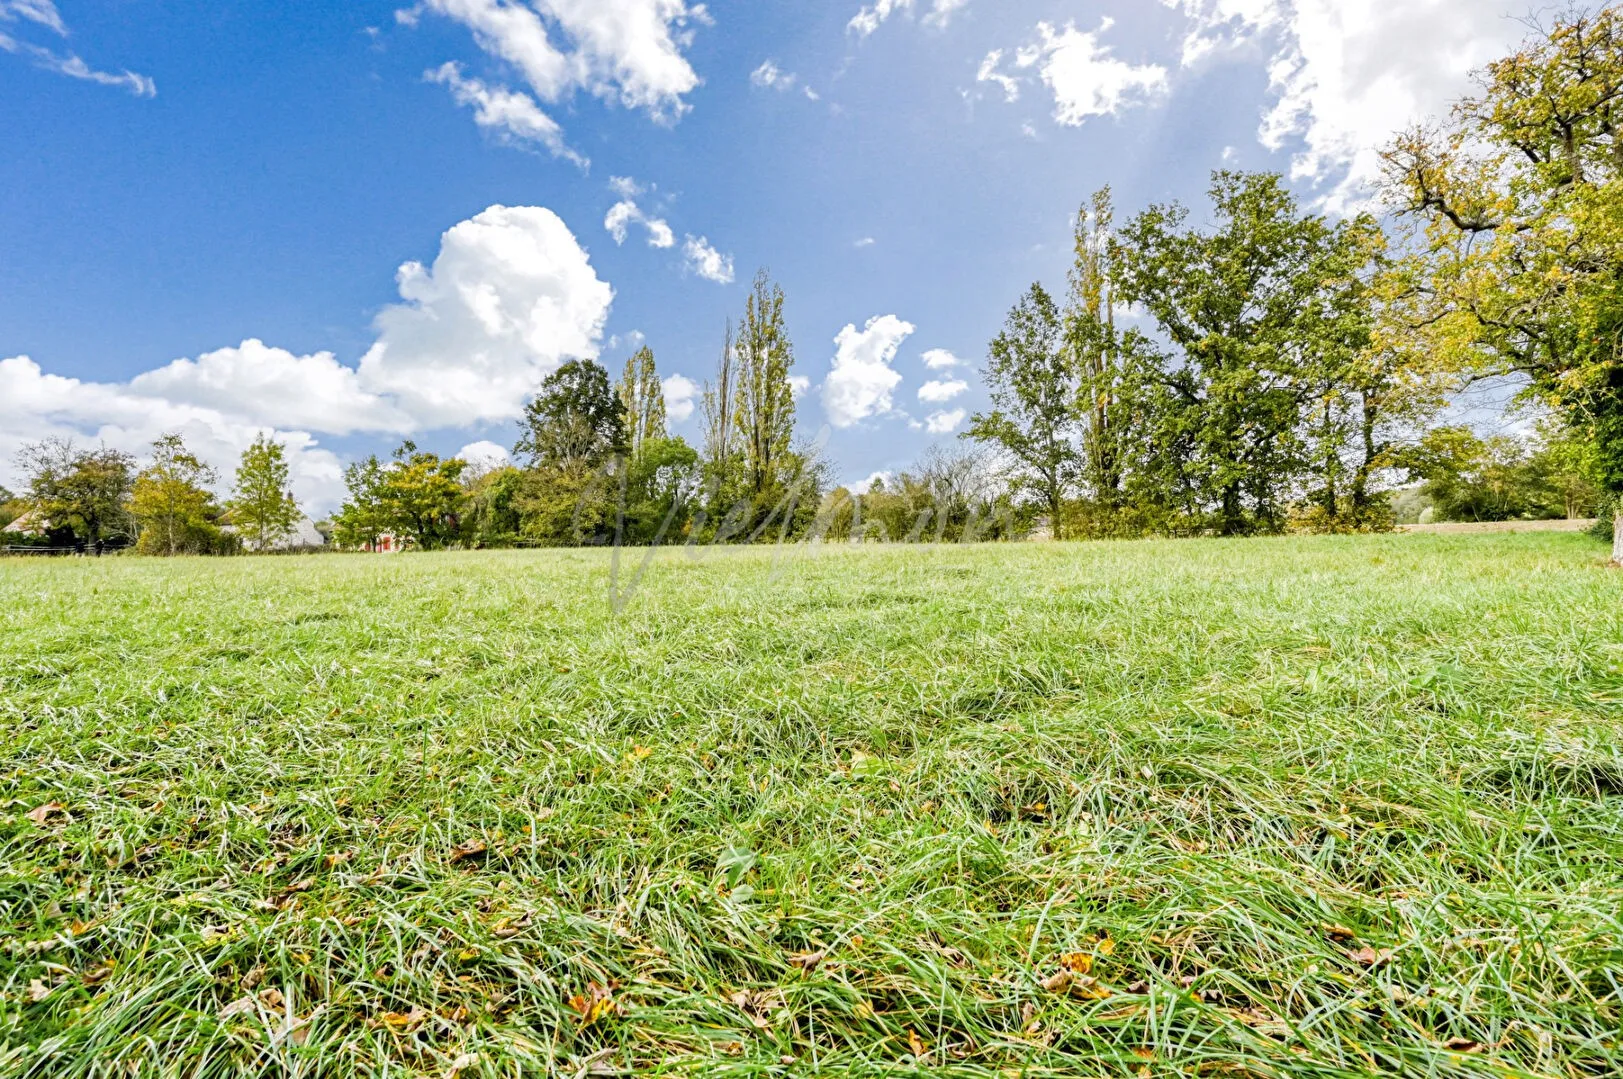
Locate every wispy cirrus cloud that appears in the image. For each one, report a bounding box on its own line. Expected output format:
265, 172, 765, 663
0, 0, 156, 96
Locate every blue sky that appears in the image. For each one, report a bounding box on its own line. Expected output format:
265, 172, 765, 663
1, 0, 1532, 510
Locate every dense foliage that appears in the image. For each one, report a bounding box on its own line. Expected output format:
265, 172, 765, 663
1382, 7, 1623, 549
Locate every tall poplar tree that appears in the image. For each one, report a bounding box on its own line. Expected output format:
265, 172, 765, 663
732, 270, 799, 512
1067, 188, 1130, 507
617, 346, 668, 456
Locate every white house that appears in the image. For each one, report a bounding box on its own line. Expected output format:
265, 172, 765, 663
229, 515, 329, 552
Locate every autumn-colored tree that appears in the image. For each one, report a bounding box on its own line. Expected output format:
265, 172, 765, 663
130, 434, 231, 556
1382, 7, 1623, 556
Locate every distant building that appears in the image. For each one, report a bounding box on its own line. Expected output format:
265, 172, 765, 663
360, 533, 405, 553
5, 510, 47, 536
224, 515, 330, 552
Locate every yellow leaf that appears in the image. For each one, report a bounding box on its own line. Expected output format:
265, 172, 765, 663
26, 802, 67, 826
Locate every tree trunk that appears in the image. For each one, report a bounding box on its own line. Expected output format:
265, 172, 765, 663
1614, 508, 1623, 565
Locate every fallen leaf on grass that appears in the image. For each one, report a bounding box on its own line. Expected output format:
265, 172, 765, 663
1041, 969, 1113, 1000
1322, 924, 1358, 943
789, 950, 825, 972
907, 1029, 928, 1059
447, 1052, 480, 1076
728, 988, 785, 1030
264, 879, 314, 911
567, 983, 618, 1025
259, 988, 285, 1009
81, 961, 115, 986
218, 996, 257, 1020
322, 850, 354, 870
1443, 1037, 1483, 1053
26, 802, 67, 827
28, 979, 51, 1003
1348, 946, 1394, 968
492, 913, 533, 939
373, 1006, 427, 1033
1060, 952, 1093, 974
449, 840, 488, 864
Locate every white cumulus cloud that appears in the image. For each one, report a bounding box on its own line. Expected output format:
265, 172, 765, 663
750, 59, 795, 91
457, 440, 513, 474
925, 408, 966, 434
847, 470, 893, 495
921, 348, 965, 370
605, 198, 675, 248
682, 235, 734, 284
918, 378, 968, 403
129, 340, 411, 436
977, 50, 1021, 102
1165, 0, 1524, 210
1, 204, 615, 514
0, 355, 348, 511
662, 373, 699, 423
1016, 19, 1169, 126
404, 0, 705, 146
359, 204, 615, 428
823, 315, 914, 428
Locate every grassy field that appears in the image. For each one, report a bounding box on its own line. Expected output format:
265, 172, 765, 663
2, 533, 1621, 1078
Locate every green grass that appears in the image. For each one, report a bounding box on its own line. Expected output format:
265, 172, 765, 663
1, 534, 1621, 1077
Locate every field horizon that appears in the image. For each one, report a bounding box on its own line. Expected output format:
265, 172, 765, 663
3, 532, 1621, 1076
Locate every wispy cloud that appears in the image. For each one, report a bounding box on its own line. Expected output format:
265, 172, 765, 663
0, 2, 156, 97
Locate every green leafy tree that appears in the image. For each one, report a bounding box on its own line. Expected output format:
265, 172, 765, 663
463, 466, 525, 547
130, 434, 231, 556
733, 271, 799, 518
1381, 8, 1623, 556
333, 455, 388, 550
614, 436, 701, 545
1397, 424, 1597, 523
1068, 188, 1131, 509
516, 360, 626, 471
618, 347, 668, 456
379, 442, 468, 551
967, 282, 1081, 539
1112, 172, 1380, 534
17, 437, 136, 549
230, 434, 300, 551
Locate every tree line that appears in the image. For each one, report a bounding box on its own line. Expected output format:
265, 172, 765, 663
330, 271, 827, 550
962, 8, 1621, 547
6, 9, 1620, 557
2, 434, 302, 555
